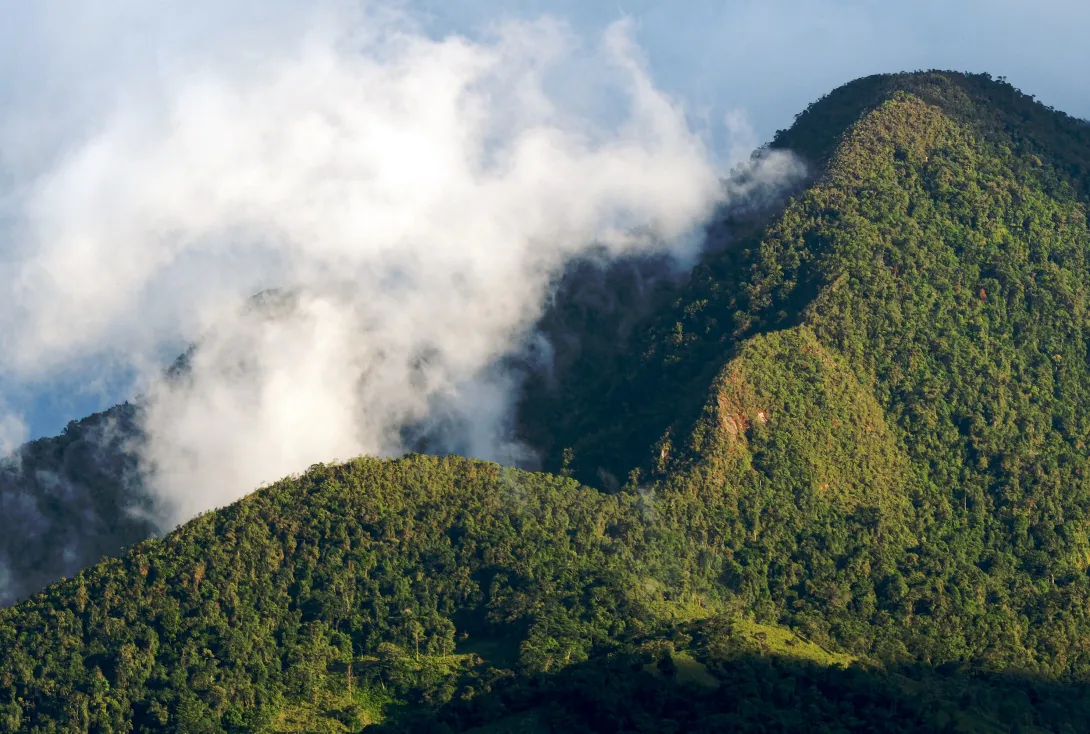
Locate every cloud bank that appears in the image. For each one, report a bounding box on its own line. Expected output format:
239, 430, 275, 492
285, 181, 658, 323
0, 1, 739, 525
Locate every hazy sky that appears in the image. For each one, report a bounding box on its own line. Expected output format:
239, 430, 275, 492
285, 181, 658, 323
414, 0, 1090, 149
2, 0, 1088, 443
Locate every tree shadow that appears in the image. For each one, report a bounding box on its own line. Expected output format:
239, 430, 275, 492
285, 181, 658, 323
373, 642, 1090, 734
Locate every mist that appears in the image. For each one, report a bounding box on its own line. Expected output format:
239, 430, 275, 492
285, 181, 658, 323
0, 0, 797, 528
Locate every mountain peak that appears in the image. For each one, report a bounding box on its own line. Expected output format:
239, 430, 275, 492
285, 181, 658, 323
6, 71, 1090, 730
773, 71, 1090, 191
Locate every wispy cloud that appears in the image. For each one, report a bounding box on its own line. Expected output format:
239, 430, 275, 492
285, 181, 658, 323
0, 1, 730, 524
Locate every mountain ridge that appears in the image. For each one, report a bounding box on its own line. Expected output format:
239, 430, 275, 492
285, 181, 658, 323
517, 71, 1090, 490
4, 69, 1090, 730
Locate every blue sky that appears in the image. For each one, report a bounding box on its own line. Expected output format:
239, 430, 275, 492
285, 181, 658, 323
414, 0, 1090, 151
3, 0, 1090, 443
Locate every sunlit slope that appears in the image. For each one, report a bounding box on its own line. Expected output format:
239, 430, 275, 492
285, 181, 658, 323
0, 455, 707, 731
523, 75, 1090, 673
0, 453, 869, 731
4, 454, 1089, 733
644, 90, 1090, 673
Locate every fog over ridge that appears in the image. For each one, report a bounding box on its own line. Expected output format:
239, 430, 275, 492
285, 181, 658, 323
0, 0, 801, 527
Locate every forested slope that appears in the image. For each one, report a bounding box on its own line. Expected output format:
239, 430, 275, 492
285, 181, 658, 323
5, 455, 1090, 733
0, 454, 704, 731
519, 71, 1090, 488
5, 70, 1090, 731
518, 71, 1090, 671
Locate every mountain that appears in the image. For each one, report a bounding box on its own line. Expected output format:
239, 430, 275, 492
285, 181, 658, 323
0, 405, 153, 606
519, 70, 1090, 669
4, 69, 1090, 731
519, 70, 1090, 486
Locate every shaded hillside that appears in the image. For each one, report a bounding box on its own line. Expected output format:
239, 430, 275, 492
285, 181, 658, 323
383, 616, 1090, 734
518, 70, 1090, 490
0, 289, 302, 608
0, 405, 152, 605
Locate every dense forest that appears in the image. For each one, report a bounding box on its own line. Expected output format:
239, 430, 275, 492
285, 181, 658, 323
4, 70, 1090, 730
5, 456, 1090, 732
520, 71, 1090, 671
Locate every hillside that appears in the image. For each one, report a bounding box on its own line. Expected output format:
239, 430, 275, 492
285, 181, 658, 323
520, 70, 1090, 487
519, 71, 1090, 670
4, 455, 1090, 732
4, 69, 1090, 730
1, 455, 664, 731
0, 290, 301, 607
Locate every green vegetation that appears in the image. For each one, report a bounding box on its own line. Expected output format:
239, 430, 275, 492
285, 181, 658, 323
6, 70, 1090, 730
521, 71, 1090, 673
4, 454, 1090, 732
0, 456, 674, 731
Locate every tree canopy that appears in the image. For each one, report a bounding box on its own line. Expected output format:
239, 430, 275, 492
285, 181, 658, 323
5, 70, 1090, 731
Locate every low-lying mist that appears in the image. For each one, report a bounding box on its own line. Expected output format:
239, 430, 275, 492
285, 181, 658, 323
0, 0, 800, 535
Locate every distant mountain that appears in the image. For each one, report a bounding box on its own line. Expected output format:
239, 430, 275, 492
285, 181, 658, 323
0, 405, 152, 606
4, 70, 1090, 730
0, 288, 296, 607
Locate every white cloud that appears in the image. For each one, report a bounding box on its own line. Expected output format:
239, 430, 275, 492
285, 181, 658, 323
0, 1, 728, 525
0, 400, 27, 459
